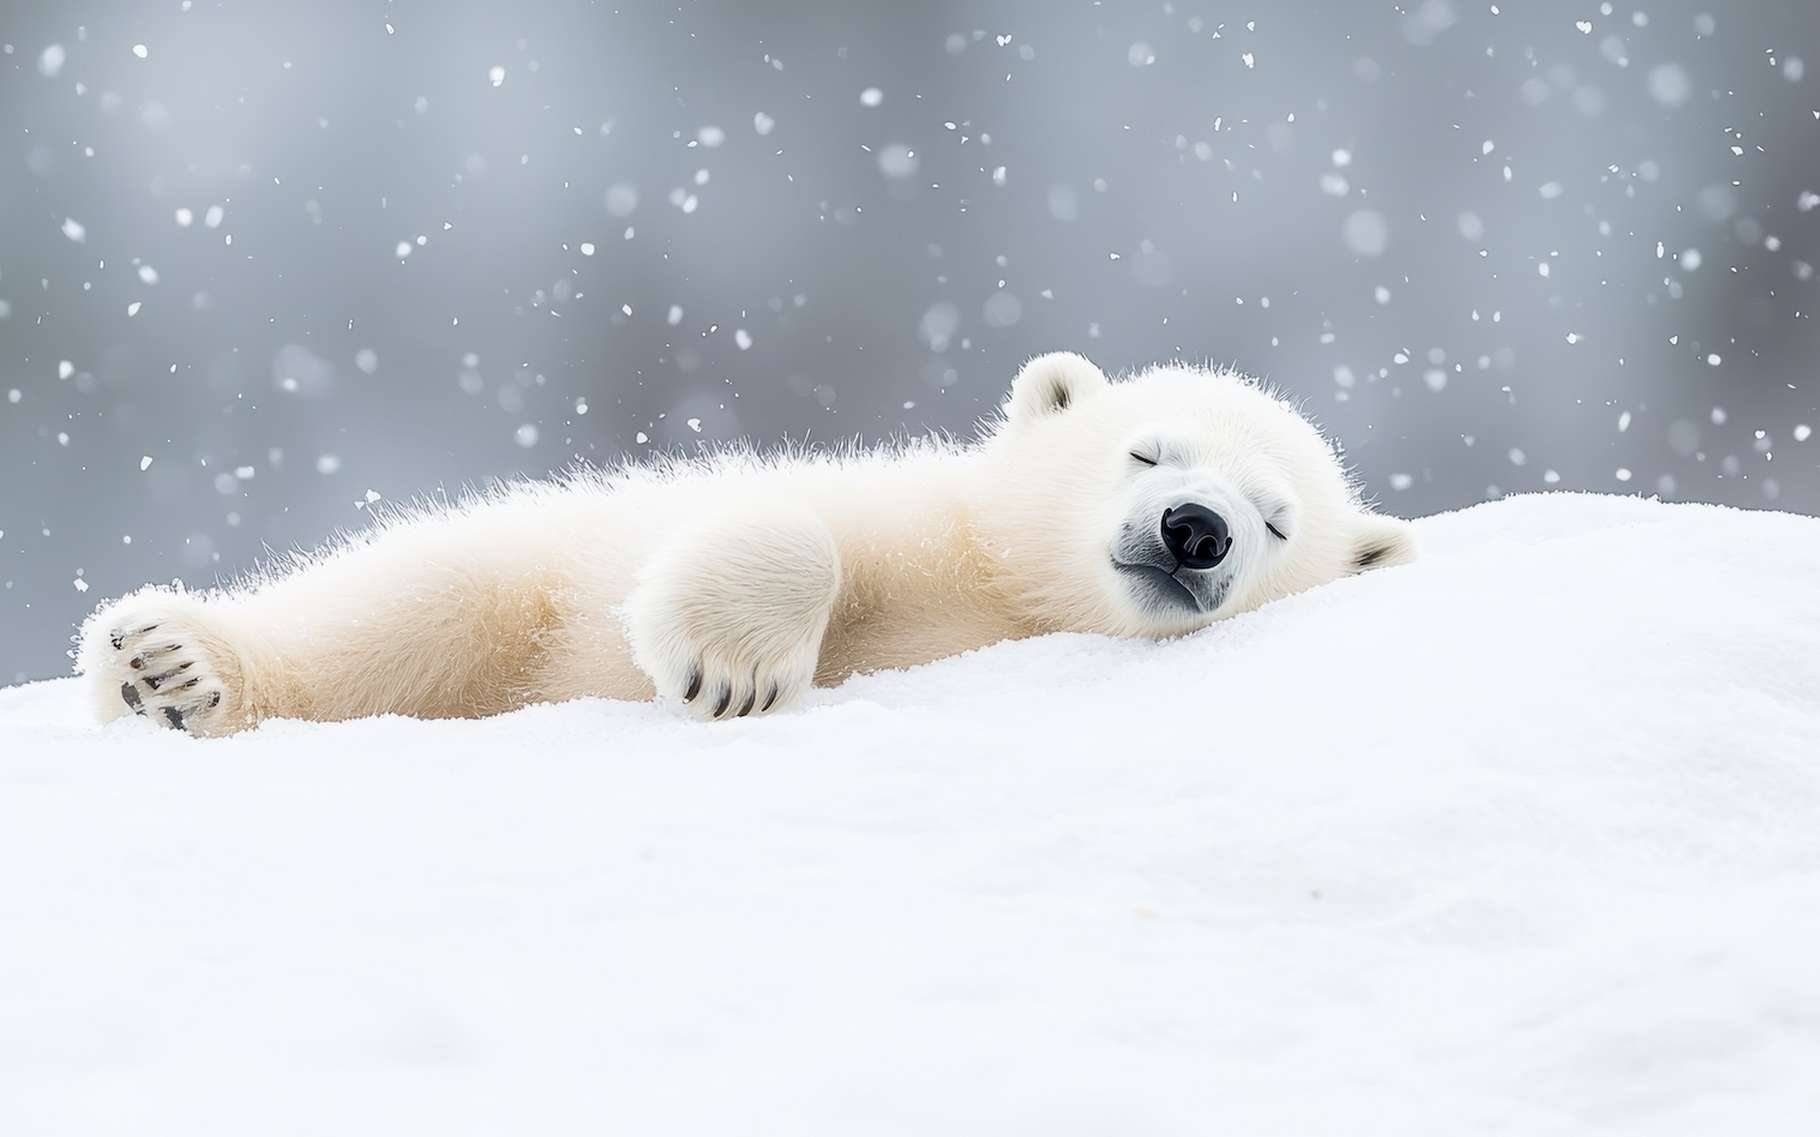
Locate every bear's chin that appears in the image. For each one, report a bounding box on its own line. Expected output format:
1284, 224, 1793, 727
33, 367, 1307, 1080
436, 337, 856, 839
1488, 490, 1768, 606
1102, 577, 1230, 639
1107, 556, 1233, 633
1112, 562, 1223, 614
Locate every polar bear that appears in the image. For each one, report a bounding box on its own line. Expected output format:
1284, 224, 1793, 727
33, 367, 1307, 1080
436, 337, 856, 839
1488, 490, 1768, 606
77, 353, 1414, 735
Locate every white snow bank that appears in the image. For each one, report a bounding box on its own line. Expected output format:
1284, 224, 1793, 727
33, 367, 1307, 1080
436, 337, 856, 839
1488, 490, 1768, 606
4, 493, 1819, 1136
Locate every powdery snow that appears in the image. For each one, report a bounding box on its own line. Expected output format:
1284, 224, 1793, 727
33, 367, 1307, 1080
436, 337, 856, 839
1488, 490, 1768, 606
3, 493, 1819, 1135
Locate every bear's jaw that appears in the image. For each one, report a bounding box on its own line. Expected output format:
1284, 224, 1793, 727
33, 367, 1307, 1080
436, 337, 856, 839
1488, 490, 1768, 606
1109, 558, 1229, 623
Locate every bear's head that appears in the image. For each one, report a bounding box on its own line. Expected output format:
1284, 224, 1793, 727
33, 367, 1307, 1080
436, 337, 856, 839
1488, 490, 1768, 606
973, 352, 1416, 638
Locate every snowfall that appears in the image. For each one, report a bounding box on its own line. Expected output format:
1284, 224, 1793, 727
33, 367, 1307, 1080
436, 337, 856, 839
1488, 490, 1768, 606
2, 493, 1818, 1135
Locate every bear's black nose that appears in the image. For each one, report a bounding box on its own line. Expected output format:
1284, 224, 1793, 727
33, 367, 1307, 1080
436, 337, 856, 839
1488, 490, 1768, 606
1161, 503, 1231, 570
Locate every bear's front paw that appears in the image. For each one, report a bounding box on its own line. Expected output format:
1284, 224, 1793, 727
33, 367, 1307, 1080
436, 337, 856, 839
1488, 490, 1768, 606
636, 611, 822, 720
78, 591, 246, 736
624, 595, 827, 721
621, 506, 839, 721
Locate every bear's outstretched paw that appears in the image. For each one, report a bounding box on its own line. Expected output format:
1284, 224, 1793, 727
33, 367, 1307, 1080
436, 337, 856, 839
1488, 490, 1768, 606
80, 592, 245, 736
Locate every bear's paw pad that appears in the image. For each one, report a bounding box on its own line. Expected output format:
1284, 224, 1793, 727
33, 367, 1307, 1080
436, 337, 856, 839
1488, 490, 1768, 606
95, 606, 235, 734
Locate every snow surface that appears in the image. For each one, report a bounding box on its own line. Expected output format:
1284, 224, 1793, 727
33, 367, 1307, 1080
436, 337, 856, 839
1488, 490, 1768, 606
4, 493, 1819, 1135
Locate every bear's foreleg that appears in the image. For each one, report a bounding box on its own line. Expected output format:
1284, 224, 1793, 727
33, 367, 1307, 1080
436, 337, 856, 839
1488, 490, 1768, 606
622, 504, 840, 719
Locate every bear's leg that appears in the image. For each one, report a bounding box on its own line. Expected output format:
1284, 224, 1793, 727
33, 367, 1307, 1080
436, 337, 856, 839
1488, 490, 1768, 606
622, 504, 840, 719
77, 505, 563, 735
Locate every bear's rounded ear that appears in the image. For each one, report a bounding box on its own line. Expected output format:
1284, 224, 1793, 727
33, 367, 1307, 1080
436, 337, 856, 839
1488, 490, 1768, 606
1351, 512, 1417, 573
1004, 352, 1109, 424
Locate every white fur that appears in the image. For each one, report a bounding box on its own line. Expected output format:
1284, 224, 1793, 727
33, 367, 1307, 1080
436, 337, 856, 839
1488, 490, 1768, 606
77, 354, 1415, 735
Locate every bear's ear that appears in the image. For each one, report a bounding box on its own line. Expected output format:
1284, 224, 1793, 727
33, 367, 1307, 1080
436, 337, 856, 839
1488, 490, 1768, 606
1004, 352, 1109, 424
1351, 512, 1417, 573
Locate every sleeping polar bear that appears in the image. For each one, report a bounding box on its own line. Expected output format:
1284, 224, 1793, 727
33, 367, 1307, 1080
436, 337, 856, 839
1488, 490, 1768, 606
77, 353, 1415, 735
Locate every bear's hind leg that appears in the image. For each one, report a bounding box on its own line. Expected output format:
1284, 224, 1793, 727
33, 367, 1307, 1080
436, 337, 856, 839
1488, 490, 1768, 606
623, 504, 840, 719
78, 500, 566, 734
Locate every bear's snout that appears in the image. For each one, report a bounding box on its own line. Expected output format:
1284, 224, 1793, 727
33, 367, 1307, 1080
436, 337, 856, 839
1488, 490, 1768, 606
1161, 503, 1231, 570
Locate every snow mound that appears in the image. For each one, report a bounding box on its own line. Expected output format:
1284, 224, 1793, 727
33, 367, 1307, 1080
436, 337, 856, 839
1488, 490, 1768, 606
4, 493, 1819, 1135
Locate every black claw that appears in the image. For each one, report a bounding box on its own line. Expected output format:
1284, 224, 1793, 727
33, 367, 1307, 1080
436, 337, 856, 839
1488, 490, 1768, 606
207, 691, 222, 708
161, 706, 186, 731
736, 689, 757, 717
712, 686, 732, 717
119, 682, 142, 709
761, 685, 779, 713
129, 655, 145, 670
110, 623, 158, 650
144, 664, 190, 689
682, 667, 702, 702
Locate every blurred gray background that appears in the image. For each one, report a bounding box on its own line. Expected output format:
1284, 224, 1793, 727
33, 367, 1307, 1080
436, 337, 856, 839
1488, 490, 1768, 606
3, 0, 1817, 683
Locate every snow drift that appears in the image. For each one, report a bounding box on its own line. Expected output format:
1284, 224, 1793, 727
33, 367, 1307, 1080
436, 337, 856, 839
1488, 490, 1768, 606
3, 493, 1819, 1135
